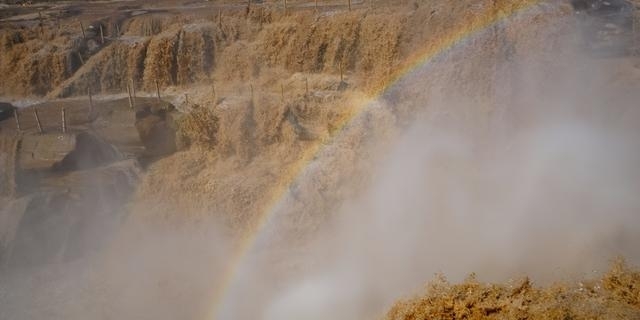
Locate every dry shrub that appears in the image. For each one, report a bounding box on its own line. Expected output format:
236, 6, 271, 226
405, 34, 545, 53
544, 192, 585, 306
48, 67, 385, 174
356, 11, 405, 91
48, 39, 149, 98
0, 134, 18, 198
0, 37, 73, 96
142, 23, 217, 90
176, 23, 216, 84
217, 41, 258, 81
143, 26, 182, 89
178, 106, 219, 148
124, 14, 187, 37
49, 20, 218, 97
0, 0, 542, 97
247, 5, 274, 25
603, 258, 640, 308
1, 30, 24, 50
98, 41, 136, 93
126, 39, 150, 90
255, 12, 363, 74
386, 261, 640, 320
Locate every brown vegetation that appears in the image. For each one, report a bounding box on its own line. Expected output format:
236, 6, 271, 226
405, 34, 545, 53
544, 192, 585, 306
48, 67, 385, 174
1, 1, 639, 318
387, 259, 640, 320
0, 0, 543, 98
178, 104, 219, 148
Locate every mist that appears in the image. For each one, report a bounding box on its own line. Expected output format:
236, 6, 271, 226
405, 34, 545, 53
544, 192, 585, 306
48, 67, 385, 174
1, 1, 640, 320
215, 6, 640, 320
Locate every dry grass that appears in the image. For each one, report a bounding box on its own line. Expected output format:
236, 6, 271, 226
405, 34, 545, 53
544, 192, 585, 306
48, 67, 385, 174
0, 0, 545, 98
177, 105, 219, 148
2, 2, 639, 318
386, 260, 640, 320
126, 0, 569, 232
602, 258, 640, 308
0, 133, 18, 198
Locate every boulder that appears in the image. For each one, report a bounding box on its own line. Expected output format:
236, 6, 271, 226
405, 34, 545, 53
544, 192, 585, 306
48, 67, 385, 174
18, 132, 121, 171
0, 102, 15, 122
134, 101, 179, 157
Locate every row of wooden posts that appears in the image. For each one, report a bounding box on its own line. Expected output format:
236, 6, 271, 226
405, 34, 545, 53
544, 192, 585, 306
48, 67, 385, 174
13, 78, 164, 134
13, 105, 59, 134
109, 78, 162, 110
277, 0, 373, 13
137, 60, 342, 105
35, 0, 376, 45
214, 0, 375, 29
241, 0, 368, 14
14, 56, 347, 134
123, 79, 161, 108
79, 0, 370, 40
215, 0, 373, 30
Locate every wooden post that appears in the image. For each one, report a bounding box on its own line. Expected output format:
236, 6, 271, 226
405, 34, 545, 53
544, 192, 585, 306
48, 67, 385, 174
61, 108, 67, 133
348, 0, 351, 11
284, 0, 287, 14
259, 7, 264, 26
38, 11, 44, 35
80, 21, 86, 39
130, 79, 136, 103
315, 0, 318, 12
305, 77, 309, 96
13, 109, 20, 132
155, 80, 161, 101
99, 25, 105, 44
218, 9, 222, 29
281, 84, 285, 102
185, 93, 189, 105
88, 88, 94, 114
33, 108, 43, 134
633, 15, 636, 50
126, 84, 134, 109
339, 62, 344, 82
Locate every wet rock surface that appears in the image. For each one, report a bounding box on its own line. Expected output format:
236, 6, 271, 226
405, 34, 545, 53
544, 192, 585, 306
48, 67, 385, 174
0, 97, 177, 268
571, 0, 638, 55
0, 102, 14, 122
1, 159, 139, 268
134, 100, 179, 158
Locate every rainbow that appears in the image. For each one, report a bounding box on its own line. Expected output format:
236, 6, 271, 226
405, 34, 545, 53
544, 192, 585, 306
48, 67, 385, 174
207, 1, 548, 318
